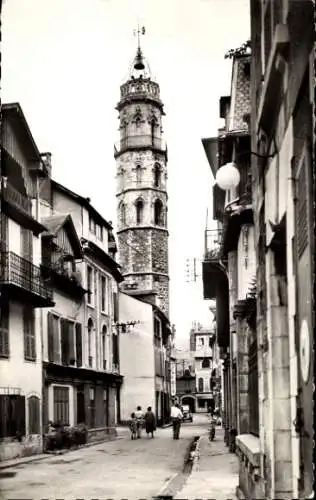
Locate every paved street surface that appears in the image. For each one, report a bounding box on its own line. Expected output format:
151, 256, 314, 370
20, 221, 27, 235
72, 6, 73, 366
174, 428, 238, 500
0, 416, 208, 500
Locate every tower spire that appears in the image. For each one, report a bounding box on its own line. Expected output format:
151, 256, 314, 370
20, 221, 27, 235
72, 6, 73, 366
133, 23, 146, 71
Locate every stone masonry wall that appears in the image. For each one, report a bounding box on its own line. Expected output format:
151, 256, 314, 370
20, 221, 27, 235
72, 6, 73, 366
152, 229, 168, 274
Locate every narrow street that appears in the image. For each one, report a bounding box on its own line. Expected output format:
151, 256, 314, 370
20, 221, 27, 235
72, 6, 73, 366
0, 416, 209, 500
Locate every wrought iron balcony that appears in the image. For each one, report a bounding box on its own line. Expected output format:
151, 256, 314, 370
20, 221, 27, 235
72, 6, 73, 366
204, 229, 223, 262
0, 251, 54, 307
114, 135, 167, 157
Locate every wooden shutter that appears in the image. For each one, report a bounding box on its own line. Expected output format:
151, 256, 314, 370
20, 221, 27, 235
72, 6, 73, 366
23, 307, 36, 361
47, 312, 54, 362
296, 159, 308, 258
0, 302, 9, 358
75, 323, 83, 367
11, 395, 26, 437
0, 395, 10, 437
60, 318, 69, 365
113, 292, 118, 322
28, 396, 40, 434
68, 321, 75, 364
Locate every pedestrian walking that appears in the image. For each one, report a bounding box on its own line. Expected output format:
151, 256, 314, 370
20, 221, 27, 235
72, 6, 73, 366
170, 402, 183, 439
134, 405, 144, 439
144, 406, 156, 438
129, 412, 137, 440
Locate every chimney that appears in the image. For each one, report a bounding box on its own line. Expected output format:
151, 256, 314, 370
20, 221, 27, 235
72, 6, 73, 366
40, 152, 52, 177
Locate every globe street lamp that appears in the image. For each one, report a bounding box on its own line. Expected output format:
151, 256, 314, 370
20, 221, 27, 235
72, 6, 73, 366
215, 162, 240, 191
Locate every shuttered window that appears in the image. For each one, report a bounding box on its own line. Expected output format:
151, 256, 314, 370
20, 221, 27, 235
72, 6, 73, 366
75, 323, 82, 367
0, 395, 26, 438
23, 307, 36, 361
112, 333, 119, 366
297, 160, 308, 258
28, 396, 40, 434
0, 302, 9, 358
60, 318, 69, 365
53, 386, 69, 425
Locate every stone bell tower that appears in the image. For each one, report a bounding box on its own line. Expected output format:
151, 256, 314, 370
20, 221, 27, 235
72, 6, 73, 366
114, 28, 169, 316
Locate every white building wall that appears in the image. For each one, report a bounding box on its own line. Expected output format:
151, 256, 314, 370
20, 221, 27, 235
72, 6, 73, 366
118, 292, 155, 421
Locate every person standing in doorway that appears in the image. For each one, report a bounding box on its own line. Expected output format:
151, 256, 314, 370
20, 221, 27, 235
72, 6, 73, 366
170, 402, 183, 439
144, 406, 156, 438
135, 405, 144, 439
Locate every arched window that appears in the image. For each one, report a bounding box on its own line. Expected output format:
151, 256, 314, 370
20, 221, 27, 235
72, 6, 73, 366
202, 358, 210, 369
136, 199, 144, 224
136, 165, 142, 184
154, 199, 163, 225
135, 116, 141, 128
154, 163, 161, 187
28, 396, 40, 434
119, 202, 126, 225
101, 325, 107, 370
88, 318, 93, 367
198, 377, 204, 393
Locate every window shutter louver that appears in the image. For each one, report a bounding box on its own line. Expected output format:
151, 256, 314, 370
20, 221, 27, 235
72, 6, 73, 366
68, 321, 75, 364
0, 303, 9, 358
47, 312, 54, 362
75, 323, 83, 367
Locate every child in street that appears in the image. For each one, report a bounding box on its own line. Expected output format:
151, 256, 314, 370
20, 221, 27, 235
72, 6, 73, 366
129, 412, 137, 440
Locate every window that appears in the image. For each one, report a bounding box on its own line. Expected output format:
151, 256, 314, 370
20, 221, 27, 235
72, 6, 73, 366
88, 318, 93, 367
136, 199, 144, 224
28, 396, 40, 434
102, 325, 107, 370
0, 395, 26, 438
101, 276, 107, 312
47, 312, 60, 363
198, 378, 204, 393
112, 332, 119, 368
154, 199, 163, 225
60, 319, 75, 366
87, 266, 94, 305
202, 358, 210, 369
103, 389, 108, 426
0, 302, 9, 358
53, 386, 69, 425
136, 165, 142, 184
100, 226, 103, 241
23, 307, 36, 361
199, 337, 204, 346
89, 387, 95, 428
154, 163, 161, 187
89, 216, 95, 234
119, 202, 126, 225
209, 337, 213, 347
75, 323, 83, 367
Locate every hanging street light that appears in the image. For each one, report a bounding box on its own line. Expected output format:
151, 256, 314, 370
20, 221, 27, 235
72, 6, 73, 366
215, 162, 240, 191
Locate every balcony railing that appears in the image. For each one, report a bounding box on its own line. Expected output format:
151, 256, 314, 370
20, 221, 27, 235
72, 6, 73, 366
204, 229, 223, 261
0, 251, 53, 303
2, 181, 32, 215
114, 135, 166, 156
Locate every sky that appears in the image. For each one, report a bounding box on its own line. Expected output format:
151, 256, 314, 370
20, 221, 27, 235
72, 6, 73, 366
2, 0, 250, 348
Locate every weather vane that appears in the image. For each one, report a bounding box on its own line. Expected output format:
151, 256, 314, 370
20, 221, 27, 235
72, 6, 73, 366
133, 23, 146, 49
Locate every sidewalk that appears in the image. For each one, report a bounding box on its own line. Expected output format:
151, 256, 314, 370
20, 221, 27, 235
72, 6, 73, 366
174, 429, 239, 500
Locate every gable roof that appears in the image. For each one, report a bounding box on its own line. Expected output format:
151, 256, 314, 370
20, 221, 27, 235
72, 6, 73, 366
41, 213, 83, 259
51, 180, 112, 230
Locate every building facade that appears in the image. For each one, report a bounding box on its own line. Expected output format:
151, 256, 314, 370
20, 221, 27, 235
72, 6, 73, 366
249, 1, 314, 498
0, 103, 54, 461
202, 1, 314, 498
190, 326, 221, 413
40, 174, 123, 440
114, 39, 173, 425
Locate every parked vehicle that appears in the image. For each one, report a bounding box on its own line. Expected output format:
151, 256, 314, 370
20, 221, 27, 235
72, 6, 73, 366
181, 404, 193, 422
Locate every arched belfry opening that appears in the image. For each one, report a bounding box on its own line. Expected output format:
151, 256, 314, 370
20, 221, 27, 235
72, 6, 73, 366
154, 163, 161, 187
135, 198, 144, 224
154, 199, 163, 226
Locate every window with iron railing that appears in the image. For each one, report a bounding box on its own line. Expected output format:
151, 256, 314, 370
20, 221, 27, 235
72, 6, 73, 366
0, 394, 26, 438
